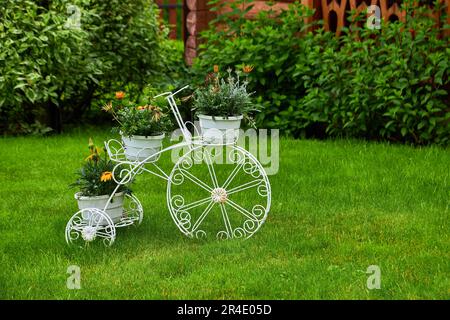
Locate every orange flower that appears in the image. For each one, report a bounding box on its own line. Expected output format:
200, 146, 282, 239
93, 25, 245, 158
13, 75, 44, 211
100, 171, 113, 182
213, 65, 219, 73
242, 65, 254, 74
115, 91, 125, 100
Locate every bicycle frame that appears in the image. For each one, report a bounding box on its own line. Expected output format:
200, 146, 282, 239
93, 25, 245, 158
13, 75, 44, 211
154, 85, 193, 147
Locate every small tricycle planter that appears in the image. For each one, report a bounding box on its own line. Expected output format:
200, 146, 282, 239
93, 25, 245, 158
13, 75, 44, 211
65, 86, 271, 246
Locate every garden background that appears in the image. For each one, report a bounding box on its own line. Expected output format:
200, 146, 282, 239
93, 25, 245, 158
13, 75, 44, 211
0, 0, 449, 299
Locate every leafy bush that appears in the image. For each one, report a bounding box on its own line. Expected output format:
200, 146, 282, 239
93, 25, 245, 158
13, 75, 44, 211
158, 39, 191, 88
83, 38, 191, 126
194, 0, 315, 127
86, 0, 164, 87
0, 0, 102, 134
0, 0, 166, 134
295, 4, 450, 145
195, 0, 450, 145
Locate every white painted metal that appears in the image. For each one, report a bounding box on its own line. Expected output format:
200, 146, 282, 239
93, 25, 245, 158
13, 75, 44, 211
65, 208, 116, 247
166, 145, 271, 240
65, 194, 143, 247
65, 85, 271, 246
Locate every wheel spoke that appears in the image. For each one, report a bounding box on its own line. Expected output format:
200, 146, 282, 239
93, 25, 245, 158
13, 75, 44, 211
95, 231, 113, 238
191, 200, 215, 233
221, 157, 245, 189
179, 168, 213, 192
177, 196, 212, 212
141, 163, 170, 181
220, 203, 233, 238
167, 146, 270, 240
204, 150, 219, 188
226, 199, 259, 221
226, 179, 263, 196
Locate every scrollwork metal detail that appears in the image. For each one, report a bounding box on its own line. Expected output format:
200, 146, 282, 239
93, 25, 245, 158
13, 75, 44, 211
65, 208, 116, 247
167, 145, 271, 240
67, 86, 271, 245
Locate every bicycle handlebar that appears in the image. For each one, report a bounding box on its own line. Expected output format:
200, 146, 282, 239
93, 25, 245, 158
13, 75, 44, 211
154, 85, 189, 99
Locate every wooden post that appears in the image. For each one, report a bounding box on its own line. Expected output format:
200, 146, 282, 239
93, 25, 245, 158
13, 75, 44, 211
185, 0, 212, 65
168, 0, 178, 39
446, 0, 450, 37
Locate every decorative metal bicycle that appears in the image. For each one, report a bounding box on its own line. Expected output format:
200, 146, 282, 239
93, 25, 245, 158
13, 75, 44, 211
65, 86, 271, 246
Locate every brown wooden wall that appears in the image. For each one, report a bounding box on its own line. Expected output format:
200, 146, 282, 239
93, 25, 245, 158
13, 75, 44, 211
155, 0, 185, 39
184, 0, 450, 65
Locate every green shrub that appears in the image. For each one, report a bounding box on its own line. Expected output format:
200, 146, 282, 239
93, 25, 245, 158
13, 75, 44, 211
296, 4, 450, 145
0, 0, 166, 134
194, 0, 315, 127
86, 0, 164, 87
195, 0, 450, 145
0, 0, 102, 134
158, 39, 191, 88
85, 39, 191, 126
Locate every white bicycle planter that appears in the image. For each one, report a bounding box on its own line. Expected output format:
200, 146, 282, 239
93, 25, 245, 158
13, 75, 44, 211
65, 86, 271, 246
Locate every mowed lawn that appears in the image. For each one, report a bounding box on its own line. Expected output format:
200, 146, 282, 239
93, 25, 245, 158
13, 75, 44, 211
0, 126, 449, 299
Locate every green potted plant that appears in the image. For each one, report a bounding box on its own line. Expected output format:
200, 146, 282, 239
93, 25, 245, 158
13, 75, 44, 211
103, 91, 172, 162
193, 66, 257, 144
71, 139, 130, 223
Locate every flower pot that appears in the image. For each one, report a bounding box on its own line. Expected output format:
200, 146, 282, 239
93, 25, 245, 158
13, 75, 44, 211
198, 114, 243, 144
121, 134, 164, 162
75, 192, 125, 224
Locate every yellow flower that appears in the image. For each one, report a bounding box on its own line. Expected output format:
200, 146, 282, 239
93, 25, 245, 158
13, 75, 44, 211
85, 140, 102, 161
100, 171, 113, 182
102, 102, 113, 112
213, 65, 219, 73
136, 105, 147, 110
242, 65, 254, 73
115, 91, 125, 100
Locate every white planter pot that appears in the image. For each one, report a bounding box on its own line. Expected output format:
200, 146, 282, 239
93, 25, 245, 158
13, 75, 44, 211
198, 114, 243, 144
121, 134, 164, 162
75, 192, 124, 224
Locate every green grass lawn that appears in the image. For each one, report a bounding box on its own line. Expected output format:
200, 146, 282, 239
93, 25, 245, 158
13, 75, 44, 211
0, 126, 449, 299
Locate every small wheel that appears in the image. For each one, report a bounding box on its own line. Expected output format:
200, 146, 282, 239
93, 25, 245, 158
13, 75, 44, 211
167, 145, 271, 239
65, 208, 116, 246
